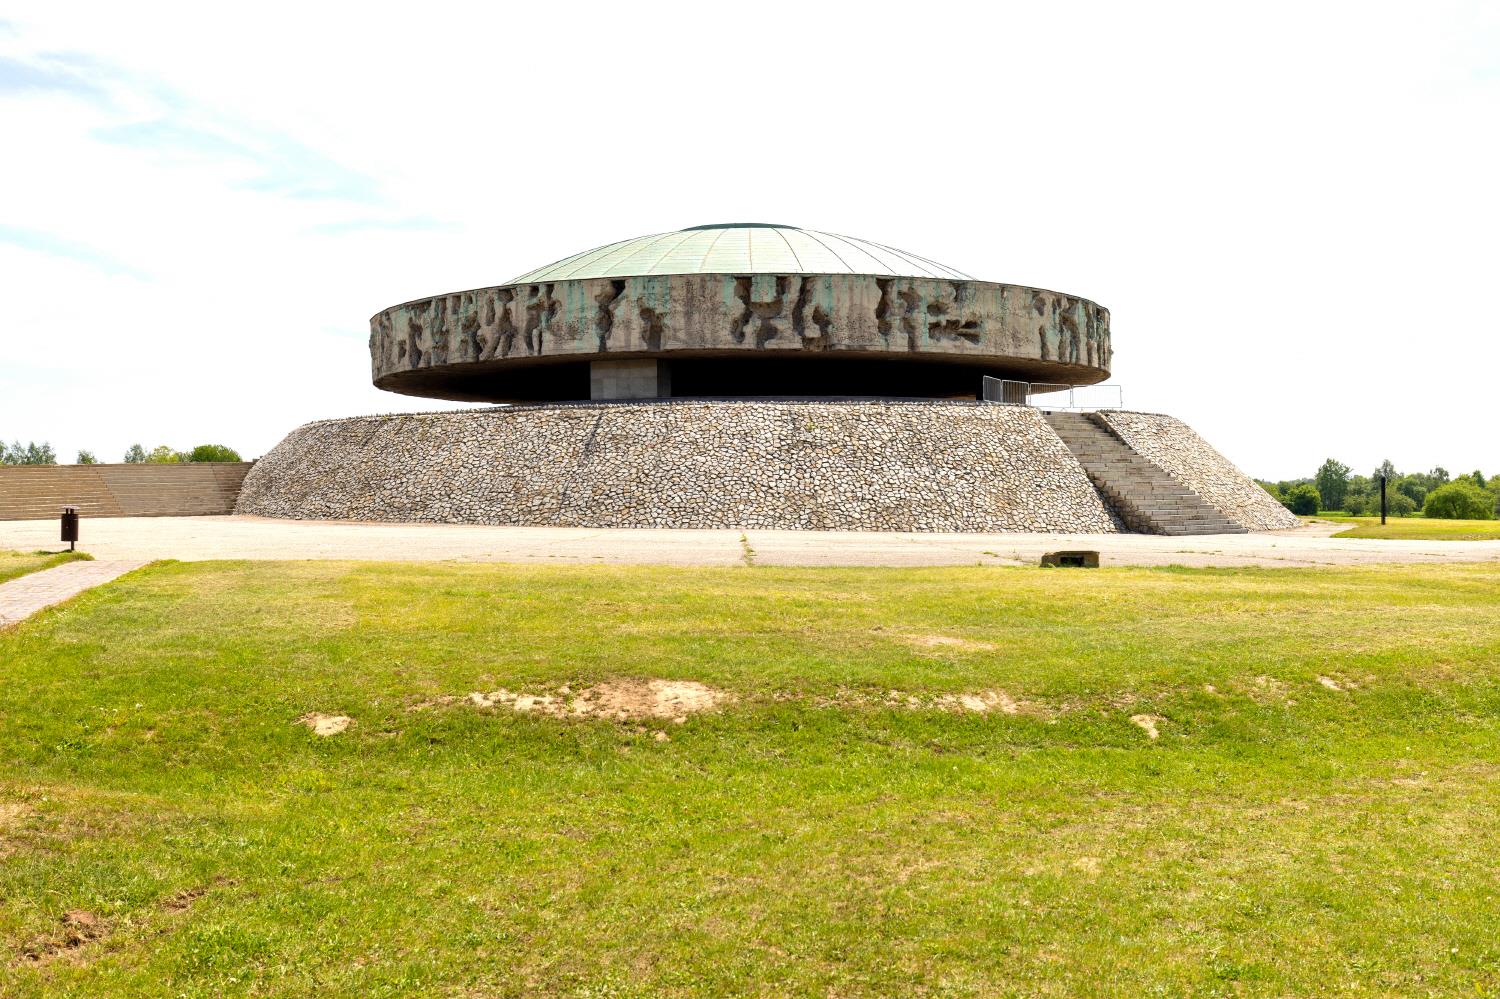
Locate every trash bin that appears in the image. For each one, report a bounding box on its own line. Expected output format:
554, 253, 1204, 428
60, 506, 79, 552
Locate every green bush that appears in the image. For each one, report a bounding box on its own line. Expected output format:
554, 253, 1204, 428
123, 444, 147, 464
185, 444, 242, 462
75, 450, 98, 464
146, 445, 182, 464
1387, 491, 1417, 517
1351, 487, 1417, 518
1422, 482, 1494, 520
1284, 483, 1320, 516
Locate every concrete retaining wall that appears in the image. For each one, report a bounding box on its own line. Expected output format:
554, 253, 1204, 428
237, 401, 1121, 533
0, 463, 254, 521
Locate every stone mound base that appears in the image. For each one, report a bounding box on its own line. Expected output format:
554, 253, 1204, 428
235, 401, 1120, 533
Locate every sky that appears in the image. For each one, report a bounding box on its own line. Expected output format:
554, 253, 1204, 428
1, 1, 1496, 480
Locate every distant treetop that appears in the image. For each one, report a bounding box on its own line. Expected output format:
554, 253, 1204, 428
186, 444, 242, 462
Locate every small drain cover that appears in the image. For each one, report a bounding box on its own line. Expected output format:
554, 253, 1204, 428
1040, 550, 1099, 568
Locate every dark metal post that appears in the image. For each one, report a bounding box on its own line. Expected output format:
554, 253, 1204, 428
1380, 475, 1387, 526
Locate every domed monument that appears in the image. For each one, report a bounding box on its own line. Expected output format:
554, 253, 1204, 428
239, 224, 1294, 535
369, 223, 1111, 403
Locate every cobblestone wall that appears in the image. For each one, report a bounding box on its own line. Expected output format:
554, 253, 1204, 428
1098, 411, 1298, 531
237, 401, 1120, 533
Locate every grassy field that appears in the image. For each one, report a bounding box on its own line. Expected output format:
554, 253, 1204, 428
3, 560, 1500, 997
0, 550, 92, 585
1317, 514, 1500, 540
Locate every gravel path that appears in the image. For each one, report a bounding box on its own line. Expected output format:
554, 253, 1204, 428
2, 516, 1498, 569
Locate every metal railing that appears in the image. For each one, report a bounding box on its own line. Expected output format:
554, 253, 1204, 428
981, 377, 1125, 411
980, 377, 1032, 405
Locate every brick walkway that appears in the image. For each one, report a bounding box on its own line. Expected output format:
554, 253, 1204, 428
0, 560, 149, 628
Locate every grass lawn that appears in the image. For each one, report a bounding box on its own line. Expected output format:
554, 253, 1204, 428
1318, 515, 1500, 541
3, 560, 1500, 996
0, 550, 92, 585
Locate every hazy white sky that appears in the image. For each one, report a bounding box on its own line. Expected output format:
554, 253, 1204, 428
2, 1, 1496, 479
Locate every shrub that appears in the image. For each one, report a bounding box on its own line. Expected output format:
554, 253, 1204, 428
1423, 482, 1494, 520
123, 444, 148, 464
146, 445, 182, 464
1284, 483, 1320, 516
76, 450, 98, 464
1386, 491, 1417, 517
1352, 486, 1416, 518
185, 444, 242, 462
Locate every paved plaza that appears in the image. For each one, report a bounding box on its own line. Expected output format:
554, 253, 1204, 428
4, 515, 1499, 569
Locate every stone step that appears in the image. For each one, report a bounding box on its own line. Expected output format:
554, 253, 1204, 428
1044, 412, 1247, 536
0, 464, 251, 520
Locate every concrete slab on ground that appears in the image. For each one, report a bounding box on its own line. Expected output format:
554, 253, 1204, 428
3, 516, 1499, 569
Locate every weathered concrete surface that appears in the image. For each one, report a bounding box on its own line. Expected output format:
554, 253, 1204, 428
3, 516, 1497, 570
236, 401, 1120, 534
371, 273, 1111, 402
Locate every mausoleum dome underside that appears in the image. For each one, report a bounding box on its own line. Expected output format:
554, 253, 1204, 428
369, 224, 1112, 403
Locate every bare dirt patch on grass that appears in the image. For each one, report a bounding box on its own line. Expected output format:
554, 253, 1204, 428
160, 876, 236, 913
17, 909, 106, 966
1317, 674, 1364, 692
464, 679, 731, 725
806, 687, 1032, 716
0, 801, 31, 829
298, 713, 352, 736
933, 690, 1021, 714
436, 680, 1040, 726
1242, 674, 1297, 707
1130, 714, 1162, 740
895, 632, 998, 653
0, 801, 32, 859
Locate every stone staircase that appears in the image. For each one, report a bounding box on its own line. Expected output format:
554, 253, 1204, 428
0, 463, 253, 521
1043, 412, 1246, 536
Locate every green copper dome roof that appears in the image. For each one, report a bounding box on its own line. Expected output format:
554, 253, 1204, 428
509, 224, 973, 284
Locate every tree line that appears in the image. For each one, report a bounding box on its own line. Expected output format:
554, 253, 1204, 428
1260, 461, 1499, 520
0, 442, 243, 465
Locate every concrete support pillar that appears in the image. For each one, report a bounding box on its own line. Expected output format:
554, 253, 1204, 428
590, 359, 672, 400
